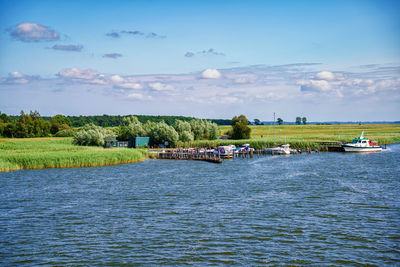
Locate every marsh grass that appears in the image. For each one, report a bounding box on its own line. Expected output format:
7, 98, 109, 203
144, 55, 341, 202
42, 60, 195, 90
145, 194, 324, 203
0, 138, 146, 172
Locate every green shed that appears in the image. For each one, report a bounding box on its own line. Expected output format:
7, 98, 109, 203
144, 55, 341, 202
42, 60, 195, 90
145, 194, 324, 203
104, 136, 117, 148
131, 137, 150, 148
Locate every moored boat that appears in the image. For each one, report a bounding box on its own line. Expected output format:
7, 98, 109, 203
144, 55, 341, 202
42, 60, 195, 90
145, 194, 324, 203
342, 132, 382, 152
263, 144, 291, 155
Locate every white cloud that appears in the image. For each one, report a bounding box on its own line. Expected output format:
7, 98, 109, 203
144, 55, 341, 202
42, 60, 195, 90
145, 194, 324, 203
315, 71, 335, 80
201, 69, 221, 79
298, 79, 331, 92
8, 22, 59, 42
58, 68, 99, 80
118, 83, 142, 89
11, 72, 24, 78
111, 75, 125, 83
149, 82, 172, 91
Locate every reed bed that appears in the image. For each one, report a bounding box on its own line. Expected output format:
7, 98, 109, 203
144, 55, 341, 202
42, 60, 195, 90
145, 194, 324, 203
0, 138, 146, 172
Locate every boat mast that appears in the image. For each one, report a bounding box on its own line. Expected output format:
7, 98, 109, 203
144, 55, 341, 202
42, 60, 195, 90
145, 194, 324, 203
273, 112, 276, 145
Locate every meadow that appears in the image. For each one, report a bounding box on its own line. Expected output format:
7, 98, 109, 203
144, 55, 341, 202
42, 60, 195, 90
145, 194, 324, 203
0, 138, 146, 172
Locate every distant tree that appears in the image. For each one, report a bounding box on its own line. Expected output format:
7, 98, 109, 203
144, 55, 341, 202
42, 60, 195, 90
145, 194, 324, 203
231, 115, 251, 139
254, 119, 260, 125
296, 117, 302, 125
302, 117, 307, 125
50, 114, 71, 134
0, 112, 9, 123
14, 110, 50, 138
277, 118, 283, 125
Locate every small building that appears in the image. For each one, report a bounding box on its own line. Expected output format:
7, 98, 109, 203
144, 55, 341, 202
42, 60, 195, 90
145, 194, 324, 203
104, 136, 117, 148
130, 137, 150, 148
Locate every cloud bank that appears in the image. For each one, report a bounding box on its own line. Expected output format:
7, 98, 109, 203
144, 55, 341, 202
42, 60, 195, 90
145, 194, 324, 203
1, 63, 399, 120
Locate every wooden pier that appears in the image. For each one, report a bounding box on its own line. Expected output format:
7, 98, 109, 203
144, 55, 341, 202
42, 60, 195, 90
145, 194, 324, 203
157, 149, 223, 163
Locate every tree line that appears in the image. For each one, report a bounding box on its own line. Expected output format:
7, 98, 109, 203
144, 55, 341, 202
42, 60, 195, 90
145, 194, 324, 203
2, 112, 232, 128
0, 111, 74, 138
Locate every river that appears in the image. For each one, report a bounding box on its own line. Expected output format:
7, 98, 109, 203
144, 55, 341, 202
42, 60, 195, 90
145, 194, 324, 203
1, 144, 399, 265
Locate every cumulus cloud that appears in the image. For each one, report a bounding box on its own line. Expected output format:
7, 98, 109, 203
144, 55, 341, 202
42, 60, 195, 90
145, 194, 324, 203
298, 79, 331, 92
103, 53, 122, 59
58, 68, 107, 85
8, 22, 59, 42
314, 71, 344, 81
0, 71, 39, 84
185, 48, 225, 57
201, 69, 222, 79
149, 82, 172, 91
50, 44, 83, 52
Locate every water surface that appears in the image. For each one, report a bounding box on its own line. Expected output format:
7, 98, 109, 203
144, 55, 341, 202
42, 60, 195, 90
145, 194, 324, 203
1, 144, 399, 265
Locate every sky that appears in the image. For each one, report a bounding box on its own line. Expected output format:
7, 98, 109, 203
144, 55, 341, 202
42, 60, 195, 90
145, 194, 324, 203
0, 0, 399, 121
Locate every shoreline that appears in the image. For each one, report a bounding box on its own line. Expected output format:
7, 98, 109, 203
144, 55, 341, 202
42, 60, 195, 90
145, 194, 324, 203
0, 158, 148, 173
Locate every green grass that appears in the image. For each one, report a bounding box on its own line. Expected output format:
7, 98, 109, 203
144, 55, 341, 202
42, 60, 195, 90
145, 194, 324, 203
0, 137, 147, 172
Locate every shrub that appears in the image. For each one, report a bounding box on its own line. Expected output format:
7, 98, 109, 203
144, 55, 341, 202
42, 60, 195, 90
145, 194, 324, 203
73, 123, 115, 146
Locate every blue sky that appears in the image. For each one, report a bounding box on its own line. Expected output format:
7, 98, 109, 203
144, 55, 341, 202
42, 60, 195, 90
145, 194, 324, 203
0, 0, 399, 121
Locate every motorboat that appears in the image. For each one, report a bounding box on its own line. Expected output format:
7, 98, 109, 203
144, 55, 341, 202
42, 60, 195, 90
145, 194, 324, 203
342, 132, 382, 152
263, 144, 291, 155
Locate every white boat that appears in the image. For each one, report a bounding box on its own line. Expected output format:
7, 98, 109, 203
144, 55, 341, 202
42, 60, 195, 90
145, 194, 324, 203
263, 144, 291, 155
236, 143, 255, 153
215, 145, 235, 158
342, 132, 382, 152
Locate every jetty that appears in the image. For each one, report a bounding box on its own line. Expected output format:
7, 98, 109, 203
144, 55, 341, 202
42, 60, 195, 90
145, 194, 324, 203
151, 146, 321, 164
156, 149, 223, 164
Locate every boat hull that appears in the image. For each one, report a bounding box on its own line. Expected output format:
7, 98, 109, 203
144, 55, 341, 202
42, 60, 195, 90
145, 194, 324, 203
342, 145, 382, 153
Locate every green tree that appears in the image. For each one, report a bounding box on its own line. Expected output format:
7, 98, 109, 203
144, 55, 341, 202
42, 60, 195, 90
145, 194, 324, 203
118, 116, 146, 140
231, 115, 251, 139
302, 117, 307, 125
254, 119, 260, 125
277, 118, 283, 125
146, 121, 179, 146
296, 117, 302, 125
50, 114, 71, 134
73, 123, 115, 146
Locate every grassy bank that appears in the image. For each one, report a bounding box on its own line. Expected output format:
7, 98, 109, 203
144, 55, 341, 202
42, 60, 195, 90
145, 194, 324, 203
0, 138, 147, 172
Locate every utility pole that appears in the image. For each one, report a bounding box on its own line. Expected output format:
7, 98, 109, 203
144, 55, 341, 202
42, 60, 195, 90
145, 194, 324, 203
273, 112, 276, 145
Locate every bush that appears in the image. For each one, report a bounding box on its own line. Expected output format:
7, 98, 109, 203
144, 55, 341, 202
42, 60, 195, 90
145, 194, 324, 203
73, 124, 115, 146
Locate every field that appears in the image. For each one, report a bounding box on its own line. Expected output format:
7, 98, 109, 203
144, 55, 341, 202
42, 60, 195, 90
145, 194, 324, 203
181, 124, 400, 149
0, 138, 146, 172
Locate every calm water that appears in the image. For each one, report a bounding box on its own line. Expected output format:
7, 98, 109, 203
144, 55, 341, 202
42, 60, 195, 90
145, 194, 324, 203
1, 145, 400, 265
